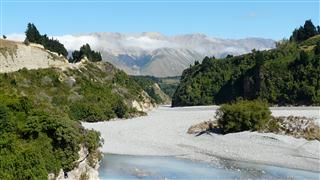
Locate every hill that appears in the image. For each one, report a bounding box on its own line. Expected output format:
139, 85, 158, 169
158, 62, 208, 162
0, 39, 157, 179
172, 34, 320, 106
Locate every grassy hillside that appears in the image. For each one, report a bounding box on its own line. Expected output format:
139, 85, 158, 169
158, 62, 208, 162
172, 37, 320, 107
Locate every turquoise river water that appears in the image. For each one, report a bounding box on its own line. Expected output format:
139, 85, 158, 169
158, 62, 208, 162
99, 154, 320, 180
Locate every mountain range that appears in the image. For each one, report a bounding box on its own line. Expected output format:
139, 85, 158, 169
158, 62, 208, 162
8, 32, 276, 77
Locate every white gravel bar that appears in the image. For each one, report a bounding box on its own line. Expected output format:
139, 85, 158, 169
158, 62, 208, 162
83, 105, 320, 172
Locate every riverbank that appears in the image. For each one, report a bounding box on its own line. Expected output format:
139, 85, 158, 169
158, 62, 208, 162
83, 105, 320, 172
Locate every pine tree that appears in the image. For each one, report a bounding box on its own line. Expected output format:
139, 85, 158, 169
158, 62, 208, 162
290, 20, 319, 42
71, 44, 102, 63
303, 20, 317, 39
25, 23, 42, 44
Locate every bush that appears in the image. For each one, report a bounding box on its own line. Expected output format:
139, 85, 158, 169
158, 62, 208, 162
216, 100, 271, 134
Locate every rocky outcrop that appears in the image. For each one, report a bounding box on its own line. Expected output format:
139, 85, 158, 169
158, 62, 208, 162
0, 39, 68, 73
187, 120, 218, 134
131, 91, 156, 112
48, 146, 100, 180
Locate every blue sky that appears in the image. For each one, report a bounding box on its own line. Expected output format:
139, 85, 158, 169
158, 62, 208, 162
1, 0, 319, 40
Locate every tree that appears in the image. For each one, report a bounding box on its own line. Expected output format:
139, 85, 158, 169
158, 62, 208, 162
303, 20, 317, 39
24, 23, 68, 57
70, 44, 102, 63
25, 23, 42, 44
41, 35, 68, 56
202, 56, 211, 65
315, 41, 320, 55
290, 20, 319, 42
2, 35, 6, 39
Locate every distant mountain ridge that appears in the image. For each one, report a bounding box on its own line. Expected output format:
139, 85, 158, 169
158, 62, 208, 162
7, 32, 275, 77
53, 32, 275, 77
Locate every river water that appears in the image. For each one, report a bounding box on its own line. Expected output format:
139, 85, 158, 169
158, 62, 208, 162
99, 154, 319, 179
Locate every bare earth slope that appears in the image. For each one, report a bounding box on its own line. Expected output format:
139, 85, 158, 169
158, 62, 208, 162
0, 39, 68, 73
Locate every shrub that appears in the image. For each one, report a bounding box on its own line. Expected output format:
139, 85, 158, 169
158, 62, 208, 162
216, 100, 271, 134
113, 100, 129, 118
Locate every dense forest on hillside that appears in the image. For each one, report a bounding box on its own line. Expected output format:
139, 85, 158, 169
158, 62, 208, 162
172, 20, 320, 107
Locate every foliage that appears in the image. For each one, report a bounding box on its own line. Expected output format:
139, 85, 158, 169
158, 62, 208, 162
132, 76, 163, 103
173, 20, 320, 107
0, 60, 147, 178
132, 75, 180, 98
290, 20, 319, 42
25, 23, 68, 57
25, 23, 42, 44
0, 94, 102, 179
70, 44, 102, 63
216, 100, 271, 134
0, 62, 144, 122
41, 35, 68, 57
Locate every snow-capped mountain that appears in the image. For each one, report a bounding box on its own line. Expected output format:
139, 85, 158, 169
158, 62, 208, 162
56, 32, 275, 77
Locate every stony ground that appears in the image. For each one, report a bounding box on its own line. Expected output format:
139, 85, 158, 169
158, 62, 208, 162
83, 105, 320, 172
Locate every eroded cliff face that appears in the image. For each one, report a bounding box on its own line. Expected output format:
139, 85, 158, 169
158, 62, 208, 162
0, 40, 68, 72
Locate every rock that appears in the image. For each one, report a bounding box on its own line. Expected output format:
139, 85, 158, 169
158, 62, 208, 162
268, 116, 320, 140
187, 120, 218, 134
41, 76, 53, 86
131, 91, 156, 112
50, 145, 100, 180
64, 76, 76, 87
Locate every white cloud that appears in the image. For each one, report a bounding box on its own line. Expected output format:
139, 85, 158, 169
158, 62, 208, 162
123, 36, 178, 50
6, 33, 25, 42
53, 35, 99, 51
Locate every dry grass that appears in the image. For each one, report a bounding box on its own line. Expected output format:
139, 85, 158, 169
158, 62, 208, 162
0, 39, 18, 59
